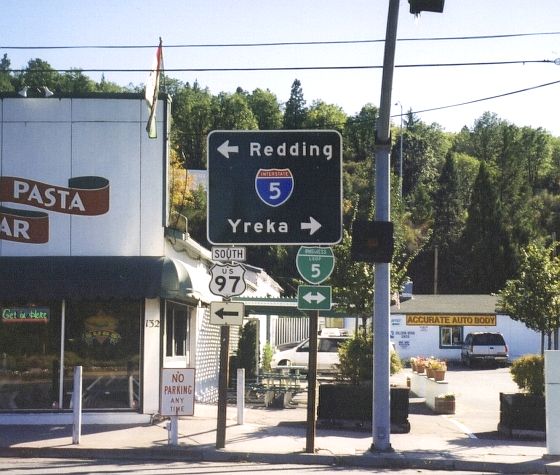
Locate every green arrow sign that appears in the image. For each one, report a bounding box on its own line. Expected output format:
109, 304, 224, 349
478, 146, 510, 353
297, 285, 332, 311
296, 246, 335, 284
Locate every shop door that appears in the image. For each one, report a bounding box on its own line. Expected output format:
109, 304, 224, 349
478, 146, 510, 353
164, 302, 192, 368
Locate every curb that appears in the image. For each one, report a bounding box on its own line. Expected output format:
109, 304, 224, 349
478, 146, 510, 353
0, 446, 551, 474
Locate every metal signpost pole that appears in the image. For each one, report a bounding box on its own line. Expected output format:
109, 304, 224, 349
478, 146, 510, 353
216, 324, 230, 449
372, 0, 400, 452
305, 310, 319, 453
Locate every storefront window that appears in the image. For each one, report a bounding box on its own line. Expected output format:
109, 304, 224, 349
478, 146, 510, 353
165, 302, 192, 364
0, 302, 61, 410
440, 326, 463, 349
65, 300, 141, 410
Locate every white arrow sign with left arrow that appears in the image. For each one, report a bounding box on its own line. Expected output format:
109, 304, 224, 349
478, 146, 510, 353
302, 291, 326, 304
210, 301, 244, 326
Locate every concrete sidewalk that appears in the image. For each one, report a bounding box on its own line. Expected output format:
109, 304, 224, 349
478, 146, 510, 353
0, 403, 558, 474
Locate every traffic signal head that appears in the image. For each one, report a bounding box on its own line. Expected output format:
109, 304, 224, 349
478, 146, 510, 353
351, 220, 394, 263
408, 0, 445, 14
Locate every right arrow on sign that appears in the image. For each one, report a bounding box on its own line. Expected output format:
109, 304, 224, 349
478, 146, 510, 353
217, 140, 239, 158
301, 217, 321, 235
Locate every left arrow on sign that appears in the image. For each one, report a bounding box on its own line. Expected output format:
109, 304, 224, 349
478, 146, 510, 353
217, 140, 239, 158
214, 307, 239, 319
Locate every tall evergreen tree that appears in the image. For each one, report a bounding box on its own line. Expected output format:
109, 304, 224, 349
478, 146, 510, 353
283, 79, 307, 129
431, 152, 464, 292
459, 161, 515, 292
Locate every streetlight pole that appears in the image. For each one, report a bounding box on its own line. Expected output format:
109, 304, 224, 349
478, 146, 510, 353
371, 0, 444, 453
371, 0, 400, 452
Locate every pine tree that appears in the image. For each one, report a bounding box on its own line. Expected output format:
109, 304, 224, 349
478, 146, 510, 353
432, 152, 464, 292
283, 79, 307, 129
459, 161, 515, 292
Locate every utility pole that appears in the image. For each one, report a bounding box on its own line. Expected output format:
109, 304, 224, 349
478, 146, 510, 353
372, 0, 444, 452
372, 0, 400, 452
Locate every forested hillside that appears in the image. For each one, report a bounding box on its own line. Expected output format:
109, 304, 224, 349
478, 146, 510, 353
2, 55, 560, 302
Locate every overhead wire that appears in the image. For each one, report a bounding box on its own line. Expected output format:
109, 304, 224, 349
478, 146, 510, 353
392, 79, 560, 119
1, 30, 559, 49
2, 31, 559, 122
4, 59, 555, 74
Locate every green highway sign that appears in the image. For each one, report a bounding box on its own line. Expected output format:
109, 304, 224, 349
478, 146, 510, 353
297, 285, 332, 311
207, 130, 342, 245
296, 246, 335, 284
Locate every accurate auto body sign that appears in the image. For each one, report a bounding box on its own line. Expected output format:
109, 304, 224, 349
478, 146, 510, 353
0, 176, 109, 243
406, 314, 497, 326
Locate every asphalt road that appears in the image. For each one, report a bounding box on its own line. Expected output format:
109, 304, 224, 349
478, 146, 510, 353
0, 458, 501, 475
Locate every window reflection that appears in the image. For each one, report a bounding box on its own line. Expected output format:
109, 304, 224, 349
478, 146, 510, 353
65, 300, 141, 410
0, 302, 61, 410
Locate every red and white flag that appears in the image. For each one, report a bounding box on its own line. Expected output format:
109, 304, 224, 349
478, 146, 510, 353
145, 38, 163, 139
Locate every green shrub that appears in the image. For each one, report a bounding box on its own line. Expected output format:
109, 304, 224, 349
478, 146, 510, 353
338, 331, 402, 384
261, 342, 273, 372
510, 354, 544, 396
237, 321, 258, 379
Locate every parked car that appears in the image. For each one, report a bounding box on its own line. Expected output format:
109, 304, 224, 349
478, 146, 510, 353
461, 332, 509, 367
271, 336, 350, 373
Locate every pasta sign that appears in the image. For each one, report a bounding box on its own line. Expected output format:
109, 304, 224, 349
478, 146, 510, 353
0, 176, 109, 244
160, 368, 195, 416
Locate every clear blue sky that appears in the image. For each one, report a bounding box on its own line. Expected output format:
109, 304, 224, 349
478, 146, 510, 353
2, 0, 560, 135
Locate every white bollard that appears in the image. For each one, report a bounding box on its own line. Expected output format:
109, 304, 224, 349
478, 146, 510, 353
72, 366, 82, 445
546, 351, 560, 454
237, 368, 245, 425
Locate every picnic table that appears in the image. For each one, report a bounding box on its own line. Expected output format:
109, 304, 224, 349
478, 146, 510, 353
248, 367, 307, 408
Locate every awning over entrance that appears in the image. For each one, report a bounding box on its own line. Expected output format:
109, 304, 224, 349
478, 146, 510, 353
0, 256, 193, 301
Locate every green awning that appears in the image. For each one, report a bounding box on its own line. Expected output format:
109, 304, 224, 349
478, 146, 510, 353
0, 256, 193, 301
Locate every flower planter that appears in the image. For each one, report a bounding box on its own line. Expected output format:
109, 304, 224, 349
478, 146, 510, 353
433, 369, 446, 382
317, 383, 410, 433
434, 396, 455, 414
498, 392, 545, 438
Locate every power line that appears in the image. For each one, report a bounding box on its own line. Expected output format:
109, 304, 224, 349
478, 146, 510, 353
1, 31, 559, 50
4, 59, 555, 74
394, 79, 560, 118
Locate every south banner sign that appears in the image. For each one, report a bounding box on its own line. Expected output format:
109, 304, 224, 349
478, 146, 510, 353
207, 130, 342, 245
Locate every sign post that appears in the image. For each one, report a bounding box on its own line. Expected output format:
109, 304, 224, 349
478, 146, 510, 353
216, 325, 230, 449
207, 130, 342, 246
210, 300, 244, 449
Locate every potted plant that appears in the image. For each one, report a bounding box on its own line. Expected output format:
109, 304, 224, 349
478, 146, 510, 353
427, 358, 447, 381
434, 393, 455, 414
498, 354, 545, 437
317, 330, 410, 433
415, 357, 426, 374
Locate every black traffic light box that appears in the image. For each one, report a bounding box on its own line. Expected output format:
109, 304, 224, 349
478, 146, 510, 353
408, 0, 445, 14
351, 220, 394, 263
